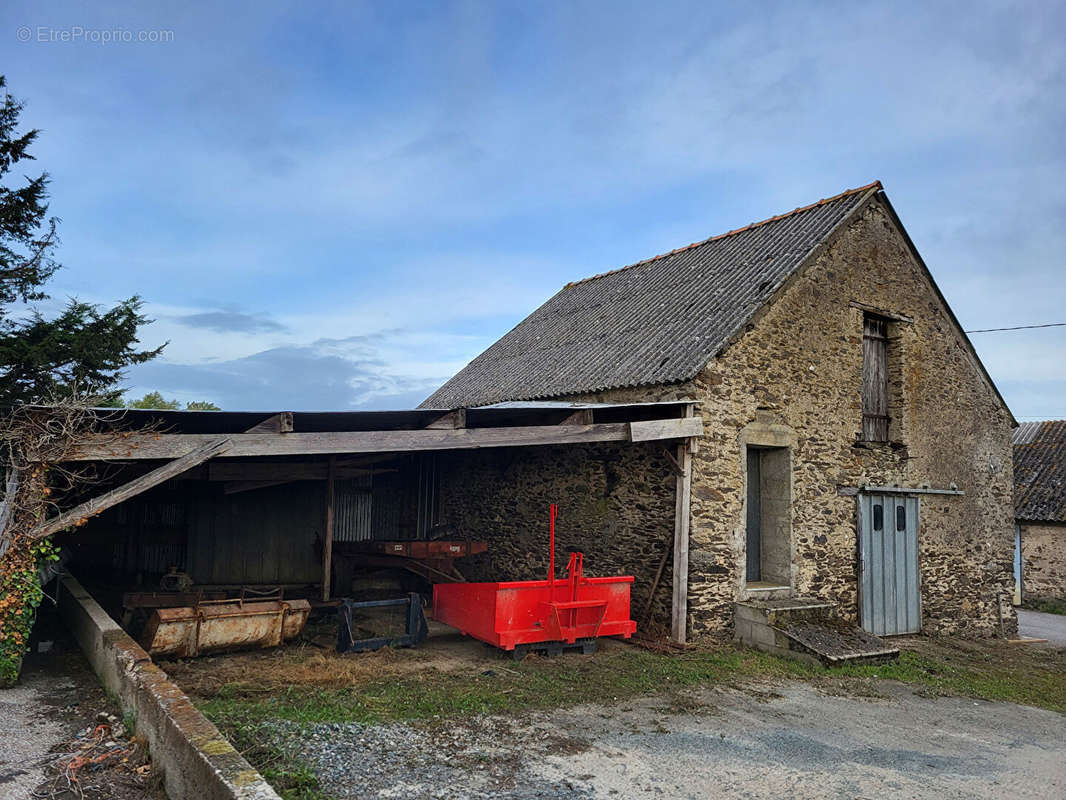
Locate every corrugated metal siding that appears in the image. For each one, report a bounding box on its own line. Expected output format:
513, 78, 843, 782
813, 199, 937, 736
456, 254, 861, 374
1014, 420, 1066, 522
415, 454, 439, 538
423, 184, 877, 408
334, 474, 372, 542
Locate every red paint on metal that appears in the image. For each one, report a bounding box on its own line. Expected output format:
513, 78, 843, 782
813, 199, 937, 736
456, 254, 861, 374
433, 505, 636, 650
548, 503, 557, 585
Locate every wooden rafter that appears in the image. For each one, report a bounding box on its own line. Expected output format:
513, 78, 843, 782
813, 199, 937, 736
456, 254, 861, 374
31, 438, 232, 540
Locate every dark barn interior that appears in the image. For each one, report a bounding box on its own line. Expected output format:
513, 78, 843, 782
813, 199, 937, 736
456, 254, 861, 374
52, 401, 701, 653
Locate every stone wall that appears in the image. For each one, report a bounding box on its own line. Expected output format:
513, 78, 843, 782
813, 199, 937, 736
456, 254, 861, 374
437, 442, 677, 629
1020, 522, 1066, 602
565, 197, 1016, 639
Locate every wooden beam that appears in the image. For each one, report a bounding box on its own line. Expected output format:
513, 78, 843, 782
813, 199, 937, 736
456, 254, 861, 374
244, 412, 294, 433
660, 445, 685, 476
67, 419, 705, 461
425, 409, 466, 429
848, 301, 914, 324
31, 438, 232, 539
671, 407, 695, 644
321, 457, 335, 601
174, 462, 394, 482
222, 479, 294, 495
560, 409, 594, 425
629, 417, 703, 442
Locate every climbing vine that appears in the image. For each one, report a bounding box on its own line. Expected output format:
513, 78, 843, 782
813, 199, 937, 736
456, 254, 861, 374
0, 403, 115, 687
0, 537, 59, 686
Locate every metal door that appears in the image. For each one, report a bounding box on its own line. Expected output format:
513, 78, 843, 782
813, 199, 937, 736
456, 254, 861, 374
858, 494, 920, 635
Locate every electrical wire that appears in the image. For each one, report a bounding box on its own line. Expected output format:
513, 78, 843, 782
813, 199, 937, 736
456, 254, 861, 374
965, 322, 1066, 333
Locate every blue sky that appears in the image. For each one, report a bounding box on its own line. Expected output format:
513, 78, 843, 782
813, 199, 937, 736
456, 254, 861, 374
2, 1, 1063, 416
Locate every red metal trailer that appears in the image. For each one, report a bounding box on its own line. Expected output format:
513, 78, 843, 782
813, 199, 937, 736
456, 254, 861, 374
432, 505, 636, 653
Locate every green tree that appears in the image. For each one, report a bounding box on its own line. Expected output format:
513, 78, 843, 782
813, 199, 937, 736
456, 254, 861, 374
184, 400, 221, 411
125, 392, 220, 410
126, 391, 181, 409
0, 76, 162, 406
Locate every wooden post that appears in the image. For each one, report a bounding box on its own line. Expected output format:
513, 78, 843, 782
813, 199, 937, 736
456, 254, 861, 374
322, 457, 336, 601
671, 406, 696, 644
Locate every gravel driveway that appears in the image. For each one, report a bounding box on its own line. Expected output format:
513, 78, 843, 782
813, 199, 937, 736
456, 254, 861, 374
277, 680, 1065, 800
1017, 609, 1066, 645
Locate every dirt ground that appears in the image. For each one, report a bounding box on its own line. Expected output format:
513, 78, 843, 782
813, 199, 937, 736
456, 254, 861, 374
281, 680, 1066, 800
165, 619, 1066, 800
1018, 608, 1066, 645
0, 606, 164, 800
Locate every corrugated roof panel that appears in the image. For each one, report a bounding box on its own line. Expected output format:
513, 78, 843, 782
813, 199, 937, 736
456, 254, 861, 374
1014, 420, 1066, 522
422, 184, 879, 409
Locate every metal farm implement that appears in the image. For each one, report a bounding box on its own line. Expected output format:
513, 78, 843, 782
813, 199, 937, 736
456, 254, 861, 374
432, 505, 636, 658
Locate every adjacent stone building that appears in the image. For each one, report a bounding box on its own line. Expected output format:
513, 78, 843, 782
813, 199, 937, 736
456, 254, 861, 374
1013, 420, 1066, 604
424, 182, 1018, 639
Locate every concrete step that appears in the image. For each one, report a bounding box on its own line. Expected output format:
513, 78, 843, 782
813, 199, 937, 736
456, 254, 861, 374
776, 620, 900, 666
743, 583, 793, 601
735, 598, 899, 667
736, 597, 838, 627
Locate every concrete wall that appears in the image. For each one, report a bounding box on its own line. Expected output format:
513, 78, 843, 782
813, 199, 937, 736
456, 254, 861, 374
1020, 522, 1066, 602
437, 441, 676, 628
563, 197, 1016, 639
57, 576, 281, 800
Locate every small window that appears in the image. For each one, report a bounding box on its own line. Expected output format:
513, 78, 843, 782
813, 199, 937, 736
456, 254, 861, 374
862, 314, 890, 441
873, 503, 883, 531
896, 505, 906, 532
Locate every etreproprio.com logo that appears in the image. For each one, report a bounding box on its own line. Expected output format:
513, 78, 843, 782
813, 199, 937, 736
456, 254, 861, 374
16, 25, 175, 44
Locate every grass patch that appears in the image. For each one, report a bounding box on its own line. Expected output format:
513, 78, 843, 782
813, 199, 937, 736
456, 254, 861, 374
198, 647, 816, 728
197, 640, 1066, 731
218, 717, 330, 800
832, 650, 1066, 713
1025, 597, 1066, 616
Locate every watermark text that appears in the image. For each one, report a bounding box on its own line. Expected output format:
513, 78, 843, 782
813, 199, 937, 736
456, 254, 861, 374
17, 25, 175, 44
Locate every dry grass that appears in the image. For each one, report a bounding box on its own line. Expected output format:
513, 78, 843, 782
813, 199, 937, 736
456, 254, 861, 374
166, 641, 432, 697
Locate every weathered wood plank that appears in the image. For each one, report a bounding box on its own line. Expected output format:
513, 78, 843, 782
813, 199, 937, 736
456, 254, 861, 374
321, 457, 335, 601
175, 462, 386, 482
862, 315, 889, 442
560, 409, 594, 425
32, 438, 232, 539
222, 480, 295, 495
425, 409, 466, 429
629, 417, 703, 443
671, 428, 693, 644
66, 421, 701, 461
244, 412, 294, 434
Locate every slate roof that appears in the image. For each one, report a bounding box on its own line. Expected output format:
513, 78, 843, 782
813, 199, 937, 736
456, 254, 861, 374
1013, 420, 1066, 523
423, 182, 881, 409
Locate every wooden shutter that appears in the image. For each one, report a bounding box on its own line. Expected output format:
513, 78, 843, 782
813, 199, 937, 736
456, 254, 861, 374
862, 315, 889, 441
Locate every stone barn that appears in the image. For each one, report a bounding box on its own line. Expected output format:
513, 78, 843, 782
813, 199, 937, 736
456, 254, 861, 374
1013, 420, 1066, 604
424, 181, 1018, 641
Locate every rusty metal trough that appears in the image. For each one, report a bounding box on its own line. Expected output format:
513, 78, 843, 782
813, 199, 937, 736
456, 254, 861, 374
140, 594, 311, 658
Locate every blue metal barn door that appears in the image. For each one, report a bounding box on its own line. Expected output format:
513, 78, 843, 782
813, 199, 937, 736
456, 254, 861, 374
858, 494, 920, 635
